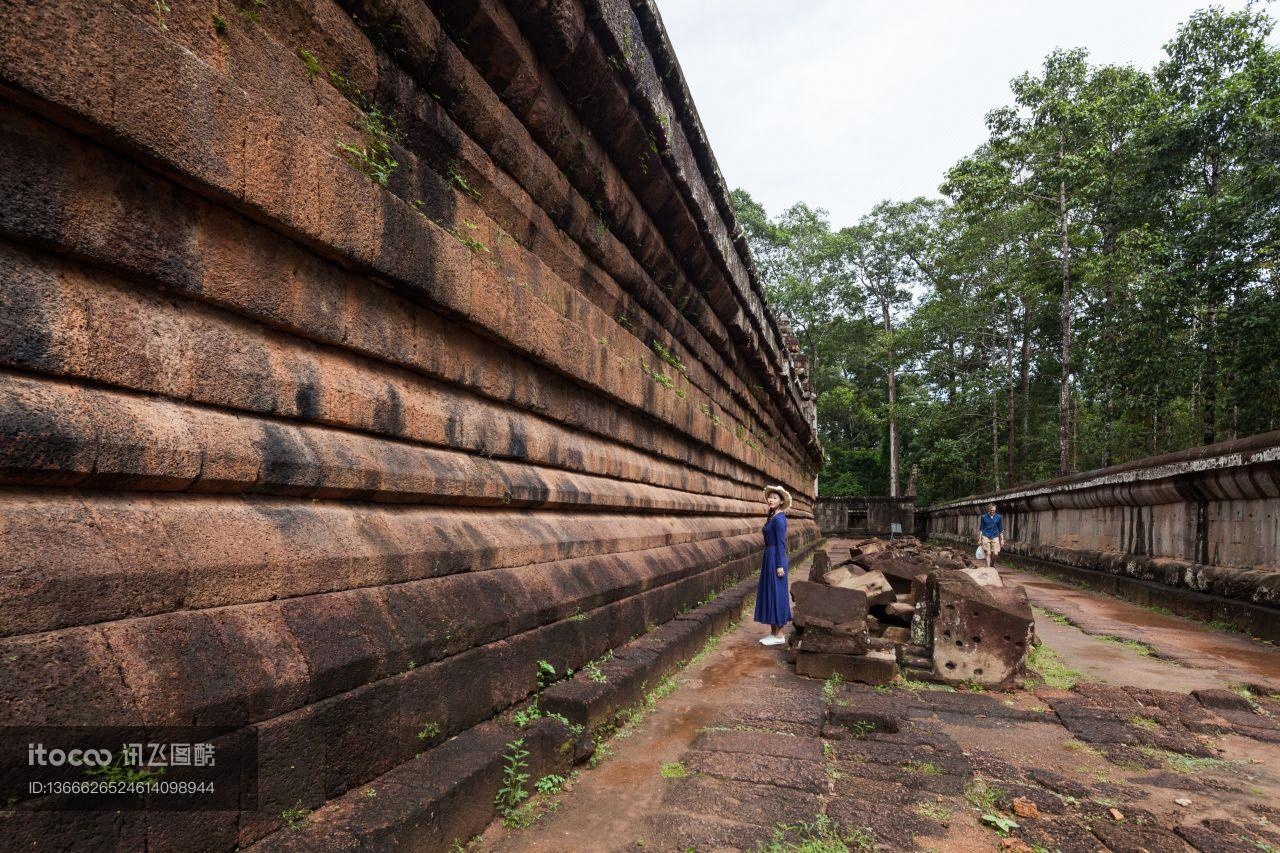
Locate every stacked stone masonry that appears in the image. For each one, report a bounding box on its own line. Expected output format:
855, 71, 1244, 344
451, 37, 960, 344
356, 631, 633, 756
918, 431, 1280, 640
0, 0, 821, 847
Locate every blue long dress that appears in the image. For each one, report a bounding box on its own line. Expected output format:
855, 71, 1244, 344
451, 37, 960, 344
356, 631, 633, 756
753, 511, 792, 626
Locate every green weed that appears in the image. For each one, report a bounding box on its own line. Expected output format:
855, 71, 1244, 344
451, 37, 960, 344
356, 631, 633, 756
417, 720, 440, 740
297, 48, 323, 80
1137, 746, 1242, 774
913, 801, 952, 822
659, 762, 686, 779
1129, 715, 1160, 731
495, 739, 532, 828
964, 781, 1004, 812
1025, 643, 1085, 689
338, 108, 398, 186
281, 801, 311, 830
447, 160, 482, 200
901, 761, 940, 776
534, 774, 566, 796
759, 814, 873, 852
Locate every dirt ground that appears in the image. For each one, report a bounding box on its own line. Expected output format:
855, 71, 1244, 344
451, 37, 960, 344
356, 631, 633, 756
475, 542, 1280, 852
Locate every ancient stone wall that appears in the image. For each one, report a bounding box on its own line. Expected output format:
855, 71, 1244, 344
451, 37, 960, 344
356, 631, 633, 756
0, 0, 821, 846
918, 431, 1280, 639
815, 496, 915, 537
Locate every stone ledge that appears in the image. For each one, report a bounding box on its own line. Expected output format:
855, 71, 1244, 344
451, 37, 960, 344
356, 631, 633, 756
934, 534, 1280, 644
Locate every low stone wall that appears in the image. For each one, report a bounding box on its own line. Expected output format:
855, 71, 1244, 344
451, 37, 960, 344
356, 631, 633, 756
815, 496, 915, 537
0, 0, 821, 847
918, 432, 1280, 640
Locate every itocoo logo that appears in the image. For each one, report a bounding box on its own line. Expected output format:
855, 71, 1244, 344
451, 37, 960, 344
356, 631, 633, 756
28, 743, 114, 767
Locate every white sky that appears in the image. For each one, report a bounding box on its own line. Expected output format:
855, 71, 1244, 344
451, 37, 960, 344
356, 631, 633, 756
656, 0, 1274, 229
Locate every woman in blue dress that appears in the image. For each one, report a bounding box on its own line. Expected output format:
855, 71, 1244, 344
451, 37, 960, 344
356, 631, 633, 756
755, 485, 792, 646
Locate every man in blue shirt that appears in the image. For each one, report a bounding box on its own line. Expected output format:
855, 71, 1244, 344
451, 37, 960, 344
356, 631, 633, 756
978, 503, 1003, 568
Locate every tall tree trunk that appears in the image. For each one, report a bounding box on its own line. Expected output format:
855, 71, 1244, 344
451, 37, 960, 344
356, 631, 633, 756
882, 301, 899, 497
1202, 301, 1217, 446
1005, 301, 1015, 483
1102, 224, 1116, 467
946, 337, 956, 405
1202, 159, 1220, 446
1057, 153, 1073, 476
1020, 298, 1031, 481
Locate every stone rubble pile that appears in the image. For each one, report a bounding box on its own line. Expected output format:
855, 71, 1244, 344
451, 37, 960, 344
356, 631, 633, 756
787, 537, 1035, 689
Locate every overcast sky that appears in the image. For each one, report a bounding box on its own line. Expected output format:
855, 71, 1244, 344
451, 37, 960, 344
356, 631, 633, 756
656, 0, 1274, 230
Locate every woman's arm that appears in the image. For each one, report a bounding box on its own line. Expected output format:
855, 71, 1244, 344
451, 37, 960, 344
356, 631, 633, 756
776, 514, 787, 577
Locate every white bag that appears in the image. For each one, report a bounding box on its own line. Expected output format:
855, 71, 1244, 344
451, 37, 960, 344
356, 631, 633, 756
975, 546, 985, 560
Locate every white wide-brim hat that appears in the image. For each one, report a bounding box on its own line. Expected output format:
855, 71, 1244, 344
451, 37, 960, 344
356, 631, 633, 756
763, 485, 792, 511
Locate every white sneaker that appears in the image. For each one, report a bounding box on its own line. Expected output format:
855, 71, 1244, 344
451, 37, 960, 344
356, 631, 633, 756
761, 635, 786, 646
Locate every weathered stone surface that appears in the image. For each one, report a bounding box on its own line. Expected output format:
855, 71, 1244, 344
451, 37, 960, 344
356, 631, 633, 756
790, 581, 868, 630
928, 571, 1034, 688
0, 0, 825, 843
795, 625, 870, 655
795, 651, 898, 685
918, 432, 1280, 632
961, 566, 1004, 587
839, 570, 897, 605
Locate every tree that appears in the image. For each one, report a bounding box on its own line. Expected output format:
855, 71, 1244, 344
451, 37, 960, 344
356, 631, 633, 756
1152, 6, 1280, 444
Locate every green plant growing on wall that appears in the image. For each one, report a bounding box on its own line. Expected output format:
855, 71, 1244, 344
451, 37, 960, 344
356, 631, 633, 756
417, 720, 440, 740
494, 739, 532, 828
297, 48, 323, 80
212, 13, 228, 33
153, 0, 171, 30
338, 107, 399, 187
281, 801, 311, 830
650, 340, 686, 374
448, 159, 482, 200
237, 0, 265, 24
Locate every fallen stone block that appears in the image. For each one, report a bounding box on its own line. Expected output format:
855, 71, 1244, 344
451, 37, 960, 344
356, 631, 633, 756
885, 602, 916, 619
961, 567, 1003, 588
807, 549, 832, 583
838, 571, 896, 605
823, 567, 855, 586
790, 581, 868, 629
881, 626, 911, 644
795, 650, 897, 685
927, 572, 1033, 689
794, 625, 869, 655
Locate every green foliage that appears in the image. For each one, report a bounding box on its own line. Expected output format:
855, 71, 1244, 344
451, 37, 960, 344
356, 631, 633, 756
534, 774, 566, 795
211, 13, 228, 33
281, 801, 311, 830
758, 814, 873, 852
980, 813, 1019, 836
822, 672, 843, 700
237, 0, 265, 24
417, 720, 440, 740
448, 159, 482, 200
494, 739, 532, 828
651, 339, 687, 374
297, 48, 323, 80
735, 5, 1280, 501
964, 781, 1004, 812
1025, 643, 1085, 689
1097, 635, 1158, 657
659, 762, 686, 779
338, 108, 398, 187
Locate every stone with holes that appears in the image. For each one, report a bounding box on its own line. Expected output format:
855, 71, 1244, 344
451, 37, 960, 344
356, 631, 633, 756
926, 571, 1032, 689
